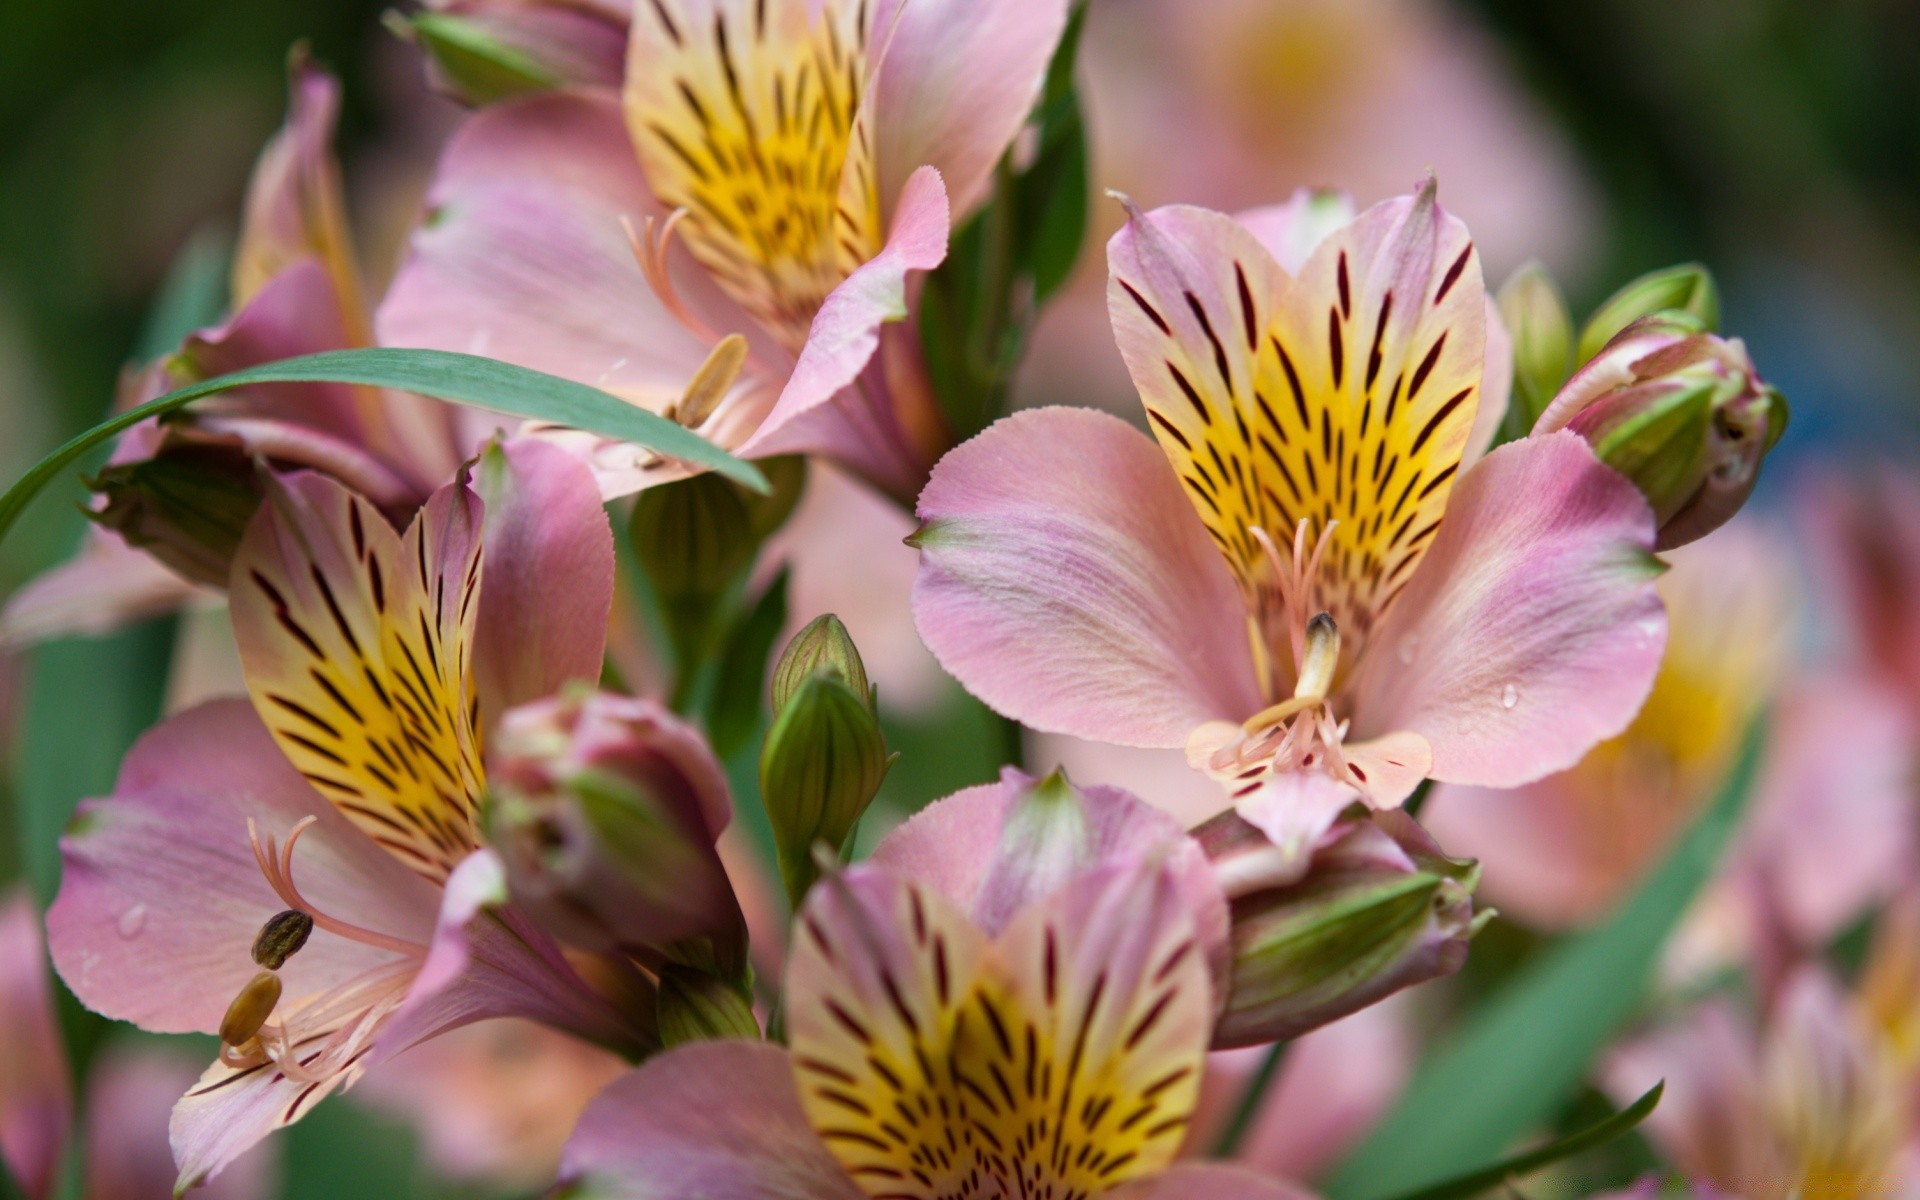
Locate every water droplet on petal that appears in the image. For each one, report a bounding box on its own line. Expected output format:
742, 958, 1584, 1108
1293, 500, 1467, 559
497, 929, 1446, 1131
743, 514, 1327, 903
117, 904, 148, 939
1500, 684, 1519, 710
1397, 637, 1419, 665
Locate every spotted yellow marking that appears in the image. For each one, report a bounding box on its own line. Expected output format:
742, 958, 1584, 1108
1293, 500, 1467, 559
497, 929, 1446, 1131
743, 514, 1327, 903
788, 866, 1209, 1200
232, 475, 486, 883
1109, 187, 1486, 647
627, 0, 882, 350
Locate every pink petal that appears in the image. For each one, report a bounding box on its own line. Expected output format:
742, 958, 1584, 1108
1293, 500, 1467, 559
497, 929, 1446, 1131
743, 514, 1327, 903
867, 0, 1069, 218
0, 891, 70, 1200
352, 1020, 623, 1191
1108, 1165, 1318, 1200
1601, 999, 1786, 1189
1463, 296, 1512, 467
0, 530, 210, 646
374, 850, 653, 1064
868, 767, 1231, 995
230, 470, 487, 882
376, 91, 719, 408
559, 1041, 863, 1198
1347, 431, 1667, 786
470, 439, 615, 716
1233, 771, 1368, 885
737, 166, 950, 461
911, 406, 1262, 745
47, 700, 438, 1036
83, 1045, 277, 1200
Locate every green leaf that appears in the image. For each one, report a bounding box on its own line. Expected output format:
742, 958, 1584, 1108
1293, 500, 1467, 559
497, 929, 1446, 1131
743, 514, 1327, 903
1378, 1084, 1664, 1200
0, 347, 769, 554
1323, 719, 1766, 1200
705, 567, 791, 760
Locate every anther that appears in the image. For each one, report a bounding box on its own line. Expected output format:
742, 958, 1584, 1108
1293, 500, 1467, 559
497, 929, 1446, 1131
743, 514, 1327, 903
219, 970, 284, 1047
1293, 612, 1341, 701
252, 909, 314, 970
674, 333, 750, 428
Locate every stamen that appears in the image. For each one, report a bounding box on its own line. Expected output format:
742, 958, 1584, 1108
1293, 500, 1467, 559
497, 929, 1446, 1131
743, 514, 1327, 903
623, 210, 725, 345
252, 910, 314, 969
674, 334, 750, 429
219, 970, 283, 1047
1293, 613, 1341, 700
247, 817, 427, 958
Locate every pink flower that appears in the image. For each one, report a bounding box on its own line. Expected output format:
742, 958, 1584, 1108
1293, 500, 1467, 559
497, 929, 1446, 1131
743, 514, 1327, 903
557, 768, 1313, 1199
45, 441, 663, 1189
2, 59, 495, 645
0, 890, 71, 1200
911, 183, 1667, 871
377, 0, 1069, 502
1604, 965, 1915, 1199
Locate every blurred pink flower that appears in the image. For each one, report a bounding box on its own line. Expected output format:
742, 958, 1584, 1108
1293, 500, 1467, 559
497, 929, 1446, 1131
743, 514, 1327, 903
2, 60, 498, 646
1605, 966, 1915, 1199
80, 1045, 277, 1200
558, 768, 1315, 1199
379, 0, 1069, 502
354, 1018, 625, 1191
0, 890, 70, 1200
45, 444, 657, 1188
912, 186, 1665, 874
1428, 521, 1916, 980
1016, 0, 1596, 412
1184, 998, 1416, 1179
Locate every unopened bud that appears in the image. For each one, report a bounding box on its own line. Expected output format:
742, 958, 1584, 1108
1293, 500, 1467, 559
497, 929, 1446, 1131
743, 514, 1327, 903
489, 691, 744, 965
1539, 317, 1786, 549
219, 970, 283, 1047
388, 1, 629, 104
628, 458, 806, 662
1576, 262, 1720, 365
1196, 809, 1484, 1047
771, 614, 870, 716
760, 672, 891, 910
656, 966, 760, 1047
250, 909, 313, 970
87, 440, 264, 586
1497, 262, 1575, 428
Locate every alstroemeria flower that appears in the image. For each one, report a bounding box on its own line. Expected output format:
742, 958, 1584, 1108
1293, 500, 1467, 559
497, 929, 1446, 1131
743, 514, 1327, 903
556, 769, 1311, 1200
911, 182, 1667, 866
2, 59, 496, 645
46, 441, 660, 1189
0, 890, 70, 1200
378, 0, 1068, 503
1604, 966, 1915, 1199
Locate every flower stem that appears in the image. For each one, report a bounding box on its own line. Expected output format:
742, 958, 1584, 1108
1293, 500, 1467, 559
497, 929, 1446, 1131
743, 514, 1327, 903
1212, 1040, 1289, 1158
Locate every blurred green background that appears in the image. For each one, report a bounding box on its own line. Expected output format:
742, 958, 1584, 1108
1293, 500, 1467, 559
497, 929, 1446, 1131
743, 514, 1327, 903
3, 0, 1917, 1195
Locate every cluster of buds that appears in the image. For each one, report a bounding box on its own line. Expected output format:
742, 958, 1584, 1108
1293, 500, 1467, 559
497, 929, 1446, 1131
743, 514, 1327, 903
1195, 808, 1486, 1046
1502, 262, 1785, 549
759, 615, 892, 909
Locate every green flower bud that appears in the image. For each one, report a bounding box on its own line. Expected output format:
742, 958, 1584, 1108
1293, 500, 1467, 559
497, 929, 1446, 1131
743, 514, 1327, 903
771, 614, 871, 716
1576, 262, 1720, 365
1497, 261, 1575, 429
656, 965, 761, 1047
1543, 317, 1787, 549
1196, 810, 1484, 1046
759, 672, 891, 910
87, 439, 263, 586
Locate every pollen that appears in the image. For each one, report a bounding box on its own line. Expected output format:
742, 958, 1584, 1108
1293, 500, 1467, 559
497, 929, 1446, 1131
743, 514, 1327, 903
219, 969, 284, 1048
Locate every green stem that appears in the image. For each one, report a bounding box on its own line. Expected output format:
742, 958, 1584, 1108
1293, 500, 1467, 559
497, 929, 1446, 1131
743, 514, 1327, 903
1212, 1040, 1290, 1158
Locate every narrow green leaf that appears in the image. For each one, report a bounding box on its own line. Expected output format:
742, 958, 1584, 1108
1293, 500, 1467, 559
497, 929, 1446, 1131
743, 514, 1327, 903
386, 10, 563, 104
1323, 719, 1766, 1200
1378, 1084, 1664, 1200
0, 348, 768, 553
